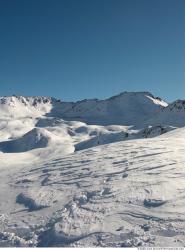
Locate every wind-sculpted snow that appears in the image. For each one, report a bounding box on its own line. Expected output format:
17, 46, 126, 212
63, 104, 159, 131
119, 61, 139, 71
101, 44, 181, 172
0, 128, 55, 153
0, 133, 185, 247
1, 92, 185, 247
75, 131, 129, 151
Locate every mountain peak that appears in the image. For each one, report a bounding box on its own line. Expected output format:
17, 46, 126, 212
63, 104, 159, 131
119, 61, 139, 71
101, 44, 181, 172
165, 100, 185, 112
107, 91, 165, 103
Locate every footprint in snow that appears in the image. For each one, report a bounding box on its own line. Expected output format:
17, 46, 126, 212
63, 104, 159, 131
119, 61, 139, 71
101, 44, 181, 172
100, 187, 112, 196
143, 198, 167, 208
122, 173, 128, 178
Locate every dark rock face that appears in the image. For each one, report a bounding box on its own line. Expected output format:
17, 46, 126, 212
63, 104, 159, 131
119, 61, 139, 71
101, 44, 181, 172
166, 100, 185, 112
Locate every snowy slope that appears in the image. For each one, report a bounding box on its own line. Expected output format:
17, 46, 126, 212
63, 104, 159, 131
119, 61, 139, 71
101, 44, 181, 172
56, 92, 167, 126
0, 92, 169, 155
0, 92, 185, 247
0, 129, 185, 247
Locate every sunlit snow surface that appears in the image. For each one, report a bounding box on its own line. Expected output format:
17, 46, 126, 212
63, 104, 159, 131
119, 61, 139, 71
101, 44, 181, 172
0, 94, 185, 247
1, 132, 185, 247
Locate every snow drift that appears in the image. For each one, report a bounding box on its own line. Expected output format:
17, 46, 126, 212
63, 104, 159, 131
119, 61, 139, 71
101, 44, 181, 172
0, 128, 63, 153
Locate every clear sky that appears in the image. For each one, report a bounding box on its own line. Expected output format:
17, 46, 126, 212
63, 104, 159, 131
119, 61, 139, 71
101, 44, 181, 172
0, 0, 185, 102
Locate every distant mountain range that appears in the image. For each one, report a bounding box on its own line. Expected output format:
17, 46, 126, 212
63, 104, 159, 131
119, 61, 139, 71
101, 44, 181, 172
1, 91, 185, 128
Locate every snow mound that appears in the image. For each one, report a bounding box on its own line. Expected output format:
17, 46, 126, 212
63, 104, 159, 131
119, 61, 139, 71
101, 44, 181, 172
16, 193, 48, 211
0, 118, 36, 141
75, 131, 128, 151
0, 128, 60, 153
160, 127, 185, 138
75, 125, 175, 151
141, 125, 175, 138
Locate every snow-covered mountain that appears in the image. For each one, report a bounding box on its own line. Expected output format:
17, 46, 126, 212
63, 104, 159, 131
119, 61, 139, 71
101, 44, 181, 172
1, 91, 185, 247
0, 91, 170, 153
55, 92, 167, 126
145, 100, 185, 127
0, 96, 54, 118
0, 92, 167, 126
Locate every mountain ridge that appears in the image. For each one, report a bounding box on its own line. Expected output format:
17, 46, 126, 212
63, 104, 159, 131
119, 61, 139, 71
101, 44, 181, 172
0, 91, 167, 104
0, 91, 168, 127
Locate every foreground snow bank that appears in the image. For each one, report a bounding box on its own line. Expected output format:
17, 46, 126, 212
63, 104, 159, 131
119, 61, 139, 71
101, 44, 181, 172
0, 130, 185, 247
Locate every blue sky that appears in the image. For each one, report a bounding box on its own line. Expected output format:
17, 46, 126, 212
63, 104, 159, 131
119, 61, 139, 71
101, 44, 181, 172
0, 0, 185, 102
